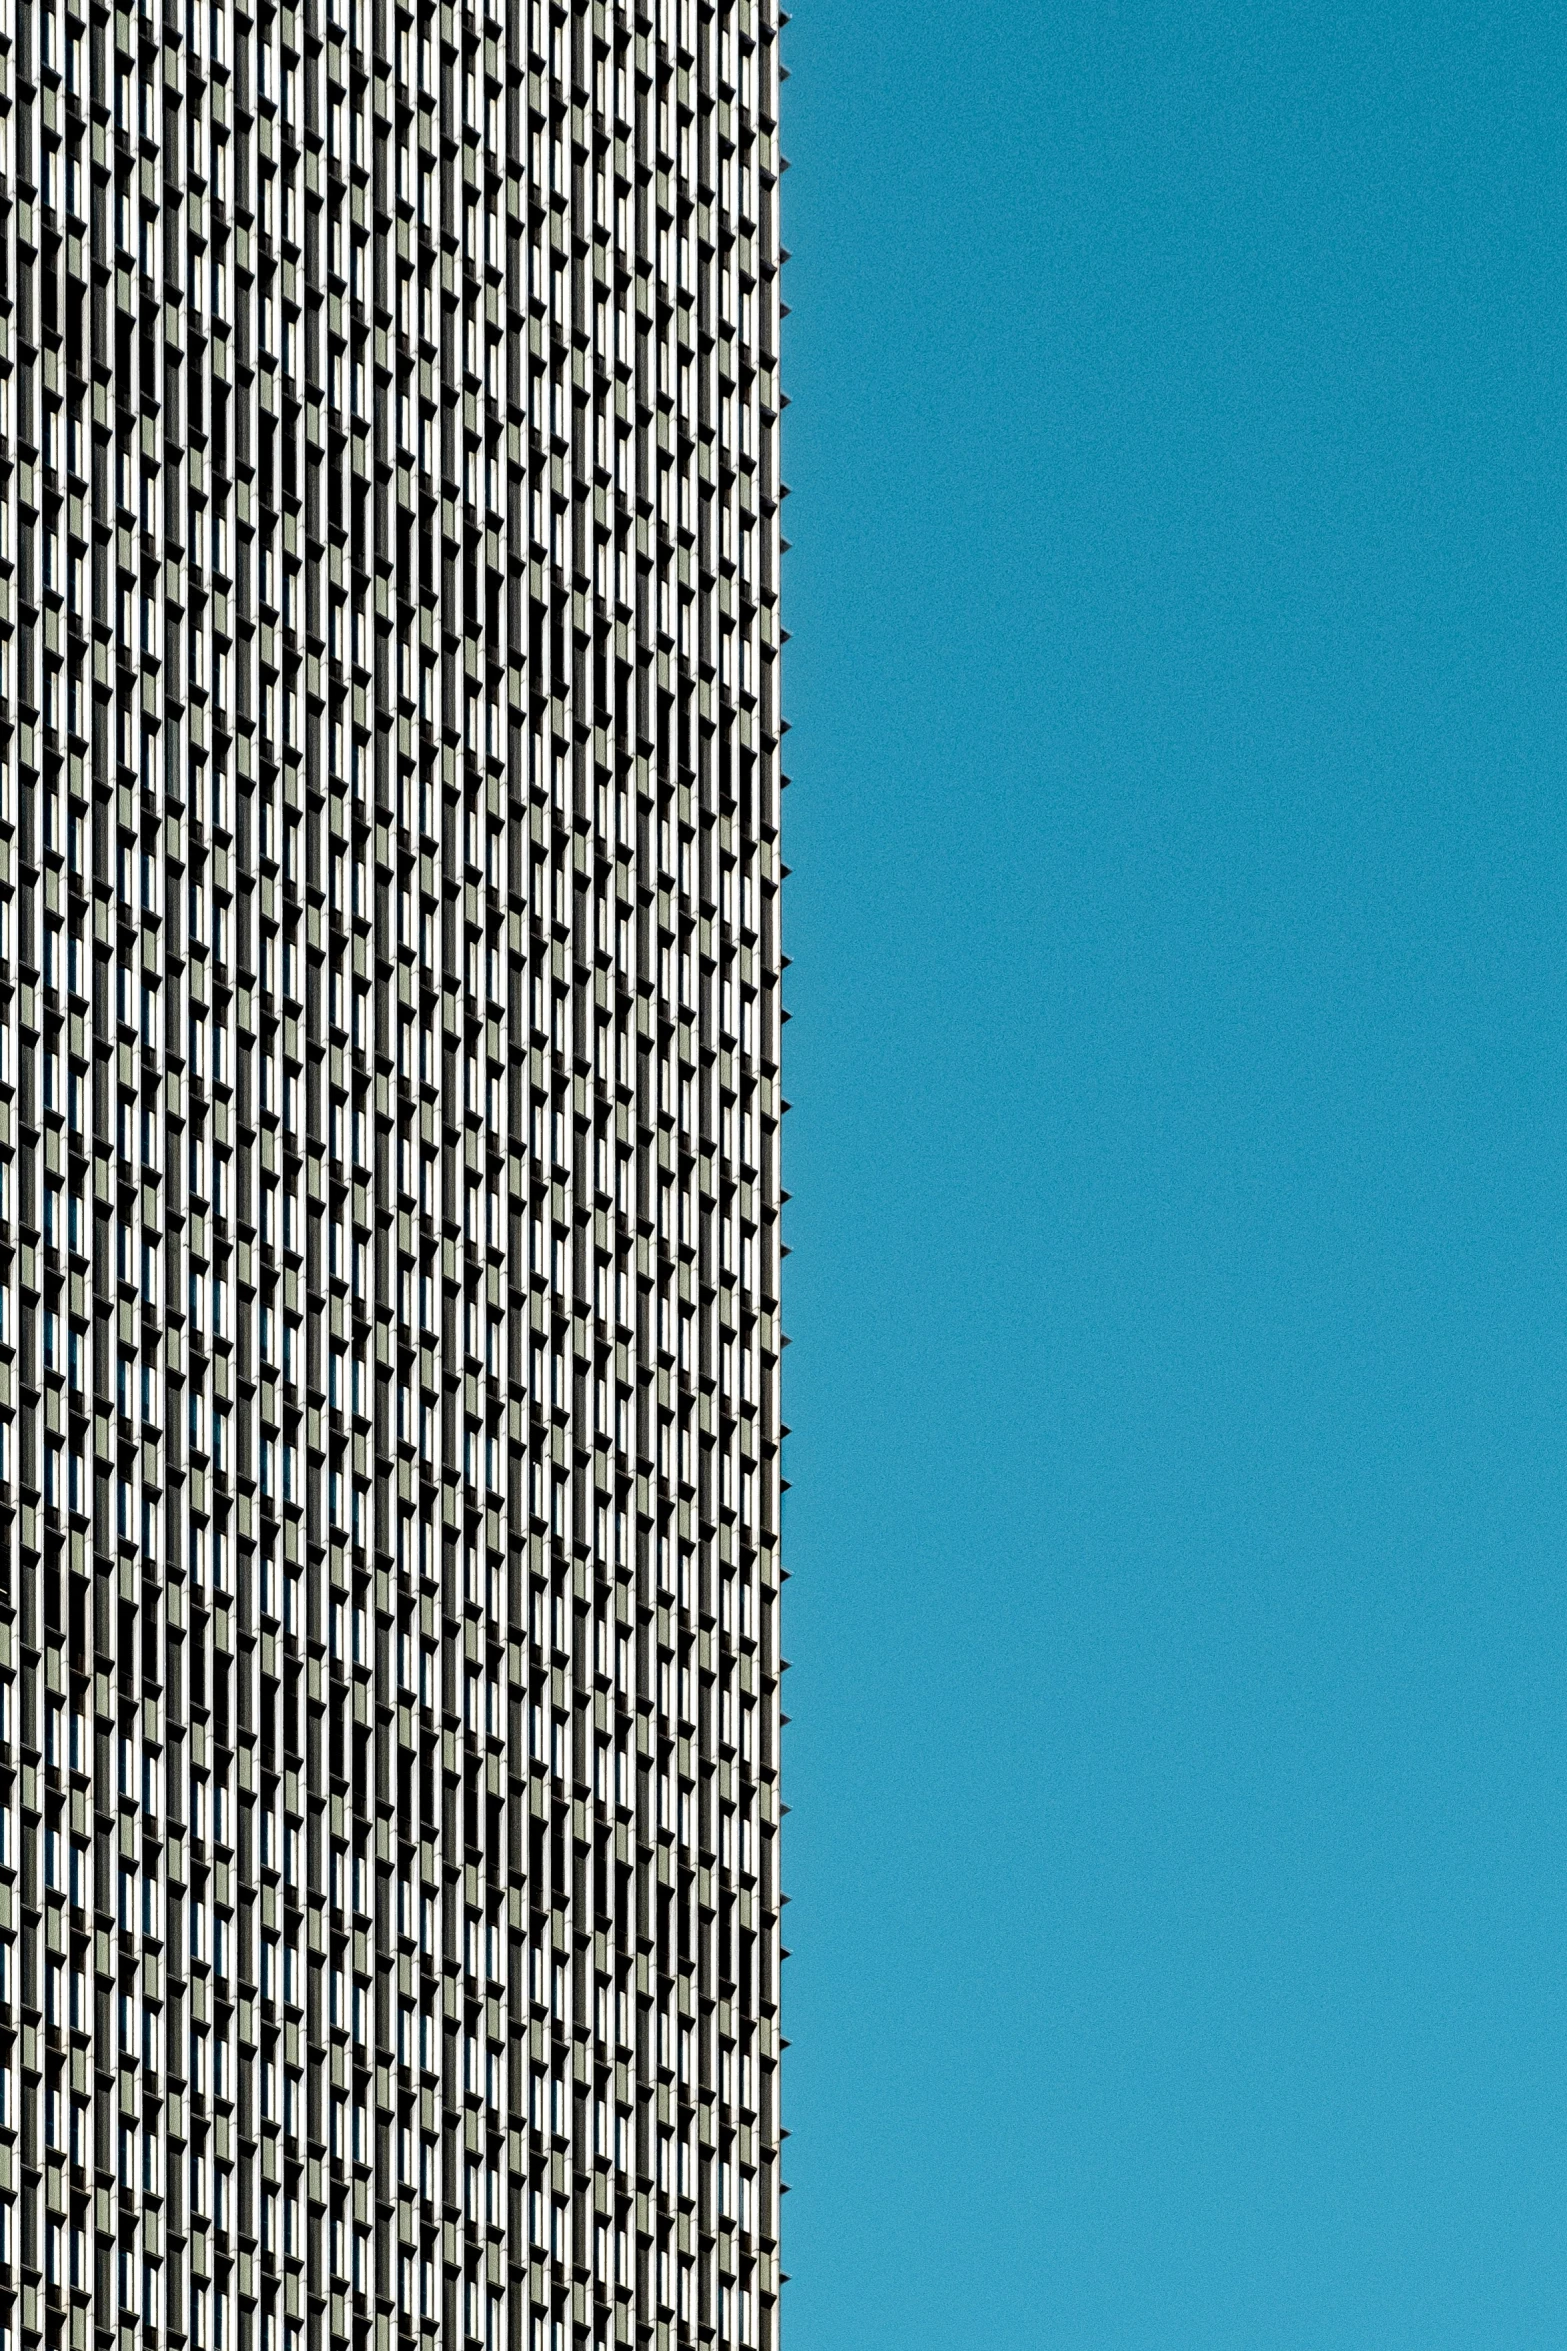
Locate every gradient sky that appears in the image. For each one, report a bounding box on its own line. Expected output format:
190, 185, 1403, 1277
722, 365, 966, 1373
776, 3, 1567, 2345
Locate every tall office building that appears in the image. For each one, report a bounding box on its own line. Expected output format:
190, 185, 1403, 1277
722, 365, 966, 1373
0, 2, 786, 2350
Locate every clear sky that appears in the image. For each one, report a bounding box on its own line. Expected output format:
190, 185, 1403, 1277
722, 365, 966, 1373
776, 2, 1567, 2345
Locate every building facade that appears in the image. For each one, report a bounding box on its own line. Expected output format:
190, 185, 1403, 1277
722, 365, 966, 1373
0, 1, 786, 2349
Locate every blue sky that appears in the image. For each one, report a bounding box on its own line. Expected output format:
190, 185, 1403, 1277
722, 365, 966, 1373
777, 2, 1567, 2344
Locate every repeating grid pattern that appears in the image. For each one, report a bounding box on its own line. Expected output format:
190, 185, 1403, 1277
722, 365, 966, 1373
0, 2, 787, 2350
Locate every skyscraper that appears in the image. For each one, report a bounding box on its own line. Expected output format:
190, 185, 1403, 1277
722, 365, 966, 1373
0, 2, 786, 2349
